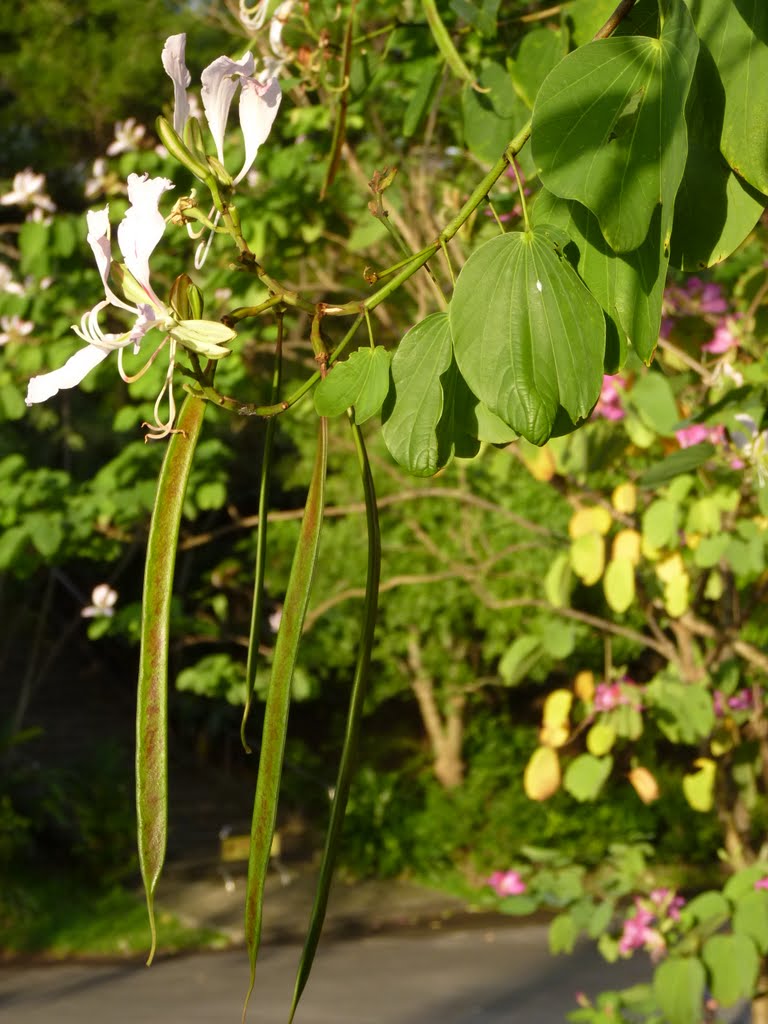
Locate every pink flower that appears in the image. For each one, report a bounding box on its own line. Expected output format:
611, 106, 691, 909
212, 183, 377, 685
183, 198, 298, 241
593, 375, 626, 421
594, 682, 625, 712
702, 320, 740, 354
488, 870, 526, 897
675, 423, 725, 449
754, 878, 768, 891
618, 903, 656, 954
727, 690, 753, 711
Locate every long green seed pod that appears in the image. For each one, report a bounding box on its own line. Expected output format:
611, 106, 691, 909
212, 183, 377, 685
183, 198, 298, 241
287, 416, 381, 1024
137, 394, 207, 965
242, 415, 328, 1023
241, 321, 283, 752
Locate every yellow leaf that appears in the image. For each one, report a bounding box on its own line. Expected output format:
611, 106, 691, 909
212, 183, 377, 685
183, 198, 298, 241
612, 529, 641, 566
574, 670, 595, 703
569, 506, 613, 539
655, 552, 685, 584
543, 689, 573, 728
612, 482, 637, 514
603, 557, 635, 613
521, 444, 556, 482
682, 758, 716, 812
664, 573, 690, 617
539, 723, 569, 748
587, 722, 616, 756
628, 766, 660, 804
524, 746, 561, 801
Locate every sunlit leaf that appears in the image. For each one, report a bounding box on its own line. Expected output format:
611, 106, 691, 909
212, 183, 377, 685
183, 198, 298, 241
532, 0, 699, 251
653, 957, 706, 1024
564, 753, 612, 801
450, 227, 605, 445
524, 745, 561, 800
314, 346, 391, 424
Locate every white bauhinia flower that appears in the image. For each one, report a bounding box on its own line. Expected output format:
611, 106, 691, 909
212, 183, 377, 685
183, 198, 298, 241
162, 33, 282, 186
1, 169, 56, 214
106, 117, 147, 156
0, 314, 34, 346
26, 172, 236, 435
82, 583, 118, 618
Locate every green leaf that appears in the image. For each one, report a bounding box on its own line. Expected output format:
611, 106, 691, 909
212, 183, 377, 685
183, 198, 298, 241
462, 60, 528, 165
587, 721, 616, 757
545, 551, 572, 607
688, 0, 768, 195
653, 956, 706, 1024
563, 753, 612, 801
643, 498, 679, 549
25, 511, 63, 558
670, 44, 765, 270
450, 228, 605, 445
562, 0, 619, 47
603, 557, 635, 613
638, 442, 717, 487
570, 532, 605, 586
679, 890, 730, 932
509, 28, 564, 109
403, 58, 442, 138
532, 190, 666, 364
532, 0, 699, 251
499, 635, 544, 685
314, 347, 391, 424
629, 372, 679, 436
382, 313, 453, 476
549, 912, 578, 953
725, 864, 768, 900
645, 674, 715, 744
702, 934, 760, 1007
733, 890, 768, 954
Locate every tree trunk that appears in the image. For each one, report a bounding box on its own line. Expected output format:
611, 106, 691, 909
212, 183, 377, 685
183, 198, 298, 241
407, 632, 466, 789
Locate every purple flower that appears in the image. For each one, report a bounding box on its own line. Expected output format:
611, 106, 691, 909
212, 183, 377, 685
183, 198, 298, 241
702, 319, 740, 354
488, 870, 526, 897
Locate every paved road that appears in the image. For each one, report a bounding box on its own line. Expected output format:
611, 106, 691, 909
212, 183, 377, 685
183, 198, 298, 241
0, 923, 649, 1023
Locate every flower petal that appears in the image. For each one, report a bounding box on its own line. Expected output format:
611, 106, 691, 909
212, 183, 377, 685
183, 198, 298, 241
116, 173, 174, 303
235, 77, 282, 183
201, 52, 255, 163
26, 345, 110, 405
162, 34, 192, 137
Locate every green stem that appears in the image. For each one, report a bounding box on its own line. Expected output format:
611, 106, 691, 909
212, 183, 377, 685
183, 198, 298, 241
242, 415, 328, 1023
136, 393, 207, 965
420, 0, 474, 84
287, 416, 381, 1023
240, 317, 284, 752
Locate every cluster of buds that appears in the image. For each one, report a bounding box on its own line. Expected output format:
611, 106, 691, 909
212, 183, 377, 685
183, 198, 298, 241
618, 888, 685, 961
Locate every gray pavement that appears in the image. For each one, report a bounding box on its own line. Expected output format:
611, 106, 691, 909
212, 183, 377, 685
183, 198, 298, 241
0, 922, 650, 1023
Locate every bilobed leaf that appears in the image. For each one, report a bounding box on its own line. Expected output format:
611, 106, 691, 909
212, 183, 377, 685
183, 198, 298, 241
532, 190, 666, 363
587, 721, 616, 756
702, 934, 760, 1007
670, 44, 765, 270
450, 228, 605, 445
314, 346, 391, 423
532, 0, 699, 252
653, 957, 706, 1024
687, 0, 768, 195
382, 313, 453, 476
